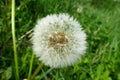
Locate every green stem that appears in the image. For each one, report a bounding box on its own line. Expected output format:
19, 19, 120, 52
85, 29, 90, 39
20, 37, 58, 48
31, 63, 44, 80
28, 53, 34, 80
11, 0, 19, 79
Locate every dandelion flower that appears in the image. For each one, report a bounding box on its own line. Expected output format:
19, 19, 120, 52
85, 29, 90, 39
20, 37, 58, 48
32, 13, 87, 68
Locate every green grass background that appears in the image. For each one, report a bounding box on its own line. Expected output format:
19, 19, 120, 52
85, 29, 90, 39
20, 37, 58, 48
0, 0, 120, 80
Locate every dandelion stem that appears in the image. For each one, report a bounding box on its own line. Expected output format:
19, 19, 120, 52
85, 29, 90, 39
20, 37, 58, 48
28, 53, 34, 80
11, 0, 19, 79
31, 63, 44, 80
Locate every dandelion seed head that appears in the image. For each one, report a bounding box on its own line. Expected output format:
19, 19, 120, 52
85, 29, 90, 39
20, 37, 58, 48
32, 13, 87, 68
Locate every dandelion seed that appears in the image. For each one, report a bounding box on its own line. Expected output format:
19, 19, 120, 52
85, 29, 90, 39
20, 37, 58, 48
32, 13, 87, 68
77, 5, 83, 13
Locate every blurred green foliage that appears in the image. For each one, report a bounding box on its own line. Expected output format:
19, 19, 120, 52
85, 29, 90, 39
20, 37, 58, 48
0, 0, 120, 79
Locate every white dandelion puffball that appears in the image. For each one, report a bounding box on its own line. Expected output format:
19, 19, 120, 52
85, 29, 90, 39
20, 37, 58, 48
32, 13, 87, 68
